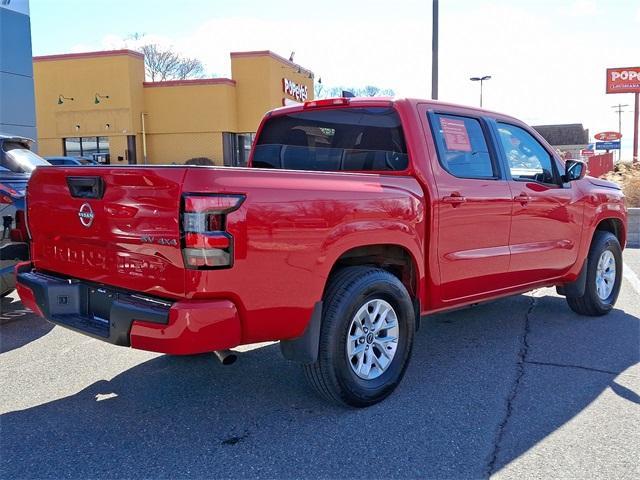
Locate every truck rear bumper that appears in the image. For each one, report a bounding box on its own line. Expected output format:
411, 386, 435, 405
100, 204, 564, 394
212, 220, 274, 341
16, 265, 241, 355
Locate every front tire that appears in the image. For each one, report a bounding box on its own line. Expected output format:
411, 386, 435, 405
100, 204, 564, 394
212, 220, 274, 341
304, 266, 415, 407
566, 231, 622, 316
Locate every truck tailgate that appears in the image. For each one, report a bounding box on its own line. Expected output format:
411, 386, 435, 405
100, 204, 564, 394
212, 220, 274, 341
27, 166, 188, 299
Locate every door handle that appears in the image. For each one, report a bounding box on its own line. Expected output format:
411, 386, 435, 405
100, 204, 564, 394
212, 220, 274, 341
442, 193, 466, 206
514, 193, 531, 205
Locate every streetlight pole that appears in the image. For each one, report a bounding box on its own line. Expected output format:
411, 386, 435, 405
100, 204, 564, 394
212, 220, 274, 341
470, 75, 491, 108
431, 0, 439, 100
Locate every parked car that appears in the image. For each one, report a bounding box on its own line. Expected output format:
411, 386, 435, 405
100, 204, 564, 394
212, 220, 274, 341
16, 98, 627, 406
45, 156, 98, 166
0, 134, 48, 296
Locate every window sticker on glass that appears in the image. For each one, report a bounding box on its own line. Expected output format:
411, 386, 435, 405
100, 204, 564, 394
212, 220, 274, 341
440, 117, 472, 152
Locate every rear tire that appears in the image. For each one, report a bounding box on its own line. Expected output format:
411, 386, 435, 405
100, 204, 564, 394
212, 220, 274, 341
304, 266, 415, 407
566, 231, 622, 316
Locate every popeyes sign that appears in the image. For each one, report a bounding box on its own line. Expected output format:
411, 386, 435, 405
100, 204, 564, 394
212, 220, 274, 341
283, 78, 308, 102
606, 67, 640, 94
594, 131, 622, 141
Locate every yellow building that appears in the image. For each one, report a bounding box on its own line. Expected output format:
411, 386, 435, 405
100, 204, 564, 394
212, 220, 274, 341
33, 49, 314, 165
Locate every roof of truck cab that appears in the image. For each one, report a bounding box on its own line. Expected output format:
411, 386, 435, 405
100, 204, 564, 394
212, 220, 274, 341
267, 97, 523, 124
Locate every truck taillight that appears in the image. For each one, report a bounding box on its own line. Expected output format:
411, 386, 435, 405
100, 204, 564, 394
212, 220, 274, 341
181, 194, 244, 269
303, 97, 350, 108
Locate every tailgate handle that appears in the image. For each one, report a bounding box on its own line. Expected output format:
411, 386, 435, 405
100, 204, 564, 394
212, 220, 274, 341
66, 176, 105, 199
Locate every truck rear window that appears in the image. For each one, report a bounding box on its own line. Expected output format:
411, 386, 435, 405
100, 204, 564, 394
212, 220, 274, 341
253, 107, 409, 172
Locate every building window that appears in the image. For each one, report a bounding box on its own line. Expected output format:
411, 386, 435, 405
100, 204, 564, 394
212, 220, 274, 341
223, 132, 255, 167
63, 136, 110, 163
64, 137, 82, 157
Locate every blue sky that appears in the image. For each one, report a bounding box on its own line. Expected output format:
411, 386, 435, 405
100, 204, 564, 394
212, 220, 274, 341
30, 0, 640, 159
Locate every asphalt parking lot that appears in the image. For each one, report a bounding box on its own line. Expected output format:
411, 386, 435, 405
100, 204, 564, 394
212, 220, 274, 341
1, 249, 638, 479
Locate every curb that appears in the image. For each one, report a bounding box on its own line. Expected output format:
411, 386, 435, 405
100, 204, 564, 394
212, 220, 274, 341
628, 208, 640, 248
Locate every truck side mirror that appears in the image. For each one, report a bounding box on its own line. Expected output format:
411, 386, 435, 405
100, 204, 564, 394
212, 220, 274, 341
563, 159, 586, 182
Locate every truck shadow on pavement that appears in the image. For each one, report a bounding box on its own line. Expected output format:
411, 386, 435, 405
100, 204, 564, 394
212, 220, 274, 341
1, 292, 638, 479
0, 295, 54, 353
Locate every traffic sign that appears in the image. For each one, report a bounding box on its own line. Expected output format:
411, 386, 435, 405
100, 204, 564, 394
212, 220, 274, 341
594, 132, 622, 141
595, 141, 621, 150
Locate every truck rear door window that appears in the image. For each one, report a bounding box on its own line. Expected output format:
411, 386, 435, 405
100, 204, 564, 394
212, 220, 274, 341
253, 107, 409, 172
430, 114, 497, 179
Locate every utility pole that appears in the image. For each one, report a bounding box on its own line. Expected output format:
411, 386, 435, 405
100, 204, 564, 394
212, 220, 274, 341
612, 103, 628, 135
431, 0, 438, 100
611, 103, 628, 162
634, 93, 639, 163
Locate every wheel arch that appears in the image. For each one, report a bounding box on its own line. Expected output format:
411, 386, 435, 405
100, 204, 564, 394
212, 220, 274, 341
324, 243, 422, 301
280, 243, 424, 364
594, 217, 626, 248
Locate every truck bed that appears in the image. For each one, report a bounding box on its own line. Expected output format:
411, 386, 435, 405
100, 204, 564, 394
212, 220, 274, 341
26, 165, 425, 343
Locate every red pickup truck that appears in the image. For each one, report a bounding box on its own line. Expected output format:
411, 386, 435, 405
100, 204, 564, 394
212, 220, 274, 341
17, 97, 627, 407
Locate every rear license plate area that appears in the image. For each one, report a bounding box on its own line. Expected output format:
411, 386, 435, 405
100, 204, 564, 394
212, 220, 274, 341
47, 283, 81, 316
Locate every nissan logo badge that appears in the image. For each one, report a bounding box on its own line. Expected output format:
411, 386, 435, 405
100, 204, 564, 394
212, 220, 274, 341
78, 203, 95, 227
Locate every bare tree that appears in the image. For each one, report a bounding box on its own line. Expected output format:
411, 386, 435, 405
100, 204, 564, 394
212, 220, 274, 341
355, 85, 395, 97
361, 85, 381, 97
126, 33, 205, 81
174, 56, 205, 80
315, 84, 395, 99
314, 82, 325, 99
140, 44, 179, 81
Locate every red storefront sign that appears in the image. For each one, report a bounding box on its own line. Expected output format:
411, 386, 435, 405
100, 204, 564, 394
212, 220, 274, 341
594, 131, 622, 141
606, 67, 640, 94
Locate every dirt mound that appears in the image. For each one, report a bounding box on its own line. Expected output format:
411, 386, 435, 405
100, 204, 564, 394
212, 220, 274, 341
602, 163, 640, 207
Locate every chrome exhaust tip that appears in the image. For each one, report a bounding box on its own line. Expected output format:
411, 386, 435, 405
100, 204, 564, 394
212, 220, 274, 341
213, 349, 237, 365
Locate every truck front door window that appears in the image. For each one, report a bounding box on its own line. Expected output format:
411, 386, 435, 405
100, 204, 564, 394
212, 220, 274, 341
496, 123, 556, 184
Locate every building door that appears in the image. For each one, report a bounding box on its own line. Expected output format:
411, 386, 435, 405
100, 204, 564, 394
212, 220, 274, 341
223, 132, 255, 166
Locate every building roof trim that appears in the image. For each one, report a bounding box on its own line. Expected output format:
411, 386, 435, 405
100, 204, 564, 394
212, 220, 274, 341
143, 78, 236, 88
33, 49, 144, 62
230, 50, 313, 76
